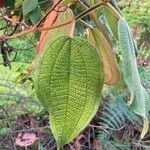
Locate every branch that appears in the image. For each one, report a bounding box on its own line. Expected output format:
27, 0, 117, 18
3, 15, 30, 29
0, 19, 74, 40
104, 2, 122, 19
0, 1, 111, 40
78, 0, 113, 48
36, 0, 62, 27
75, 1, 104, 21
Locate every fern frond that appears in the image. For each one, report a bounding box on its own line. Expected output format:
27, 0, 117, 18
97, 96, 138, 150
99, 96, 138, 129
102, 141, 131, 150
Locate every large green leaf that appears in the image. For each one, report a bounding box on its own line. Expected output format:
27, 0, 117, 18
35, 36, 104, 148
118, 18, 150, 138
23, 0, 38, 16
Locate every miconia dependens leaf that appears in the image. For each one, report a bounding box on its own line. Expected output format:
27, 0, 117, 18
87, 28, 120, 85
35, 36, 104, 148
118, 18, 150, 138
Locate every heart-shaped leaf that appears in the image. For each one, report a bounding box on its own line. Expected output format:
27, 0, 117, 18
35, 36, 104, 148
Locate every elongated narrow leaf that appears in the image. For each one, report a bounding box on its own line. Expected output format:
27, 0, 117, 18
87, 28, 120, 85
35, 36, 104, 148
97, 6, 119, 40
36, 7, 75, 53
118, 18, 150, 137
141, 118, 149, 139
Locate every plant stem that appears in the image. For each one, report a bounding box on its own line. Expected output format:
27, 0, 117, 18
78, 0, 113, 47
104, 2, 122, 19
75, 2, 104, 21
0, 1, 121, 40
36, 0, 61, 27
78, 19, 92, 29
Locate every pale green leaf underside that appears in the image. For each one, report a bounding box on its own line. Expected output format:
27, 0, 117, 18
35, 36, 104, 147
118, 18, 150, 118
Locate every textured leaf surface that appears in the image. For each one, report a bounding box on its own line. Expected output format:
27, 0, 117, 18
36, 7, 75, 53
35, 36, 104, 147
118, 18, 150, 118
87, 28, 120, 85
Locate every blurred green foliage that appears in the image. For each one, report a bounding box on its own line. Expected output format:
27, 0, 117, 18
7, 34, 37, 63
123, 0, 150, 50
123, 0, 150, 27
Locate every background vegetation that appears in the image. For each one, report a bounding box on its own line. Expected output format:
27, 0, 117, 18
0, 0, 150, 149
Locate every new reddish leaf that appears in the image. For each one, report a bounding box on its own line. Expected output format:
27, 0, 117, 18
36, 0, 75, 53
